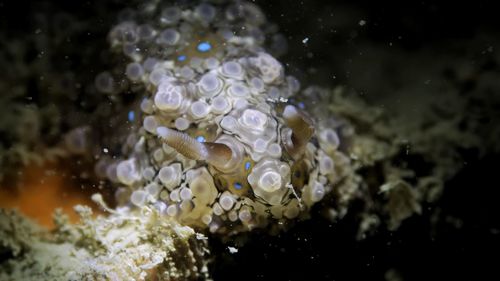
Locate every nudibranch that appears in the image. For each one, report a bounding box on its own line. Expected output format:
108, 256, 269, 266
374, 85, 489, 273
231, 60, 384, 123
95, 0, 350, 234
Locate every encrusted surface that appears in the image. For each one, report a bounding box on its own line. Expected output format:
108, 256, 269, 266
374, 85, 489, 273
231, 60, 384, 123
0, 203, 210, 281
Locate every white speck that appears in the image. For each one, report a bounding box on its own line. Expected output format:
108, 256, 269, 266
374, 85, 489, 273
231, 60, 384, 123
103, 148, 109, 153
228, 246, 238, 254
359, 20, 366, 26
195, 233, 208, 240
302, 37, 309, 44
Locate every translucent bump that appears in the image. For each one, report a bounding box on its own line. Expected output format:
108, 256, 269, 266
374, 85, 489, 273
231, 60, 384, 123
126, 62, 144, 81
209, 222, 220, 233
154, 82, 183, 111
311, 182, 325, 202
137, 24, 155, 41
218, 28, 235, 40
241, 2, 266, 24
240, 109, 267, 131
131, 190, 148, 207
149, 68, 167, 86
179, 66, 195, 80
198, 73, 222, 97
195, 3, 216, 22
143, 57, 158, 72
122, 43, 139, 58
219, 192, 234, 211
153, 148, 164, 163
287, 76, 301, 94
204, 57, 220, 69
233, 98, 249, 110
254, 138, 267, 153
159, 190, 169, 201
142, 167, 156, 181
319, 129, 340, 152
228, 83, 249, 97
158, 28, 180, 45
158, 163, 182, 190
64, 127, 88, 154
154, 201, 167, 214
284, 200, 300, 219
253, 53, 283, 83
201, 214, 212, 225
238, 208, 252, 223
221, 61, 244, 79
211, 96, 230, 113
259, 171, 282, 192
170, 188, 180, 202
174, 117, 190, 131
190, 101, 209, 119
228, 210, 238, 222
319, 156, 334, 175
246, 27, 265, 43
161, 7, 182, 25
95, 72, 114, 93
143, 116, 158, 134
140, 101, 153, 117
250, 77, 264, 92
213, 203, 223, 216
190, 57, 203, 69
166, 204, 178, 216
220, 116, 237, 130
267, 143, 282, 158
106, 162, 118, 182
121, 26, 139, 44
268, 86, 281, 99
180, 188, 193, 200
116, 159, 141, 185
145, 182, 161, 197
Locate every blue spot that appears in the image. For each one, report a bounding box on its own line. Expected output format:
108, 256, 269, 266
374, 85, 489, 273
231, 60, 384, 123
197, 42, 212, 52
298, 102, 305, 109
196, 136, 205, 143
234, 182, 242, 190
128, 111, 135, 122
177, 55, 187, 61
244, 161, 251, 171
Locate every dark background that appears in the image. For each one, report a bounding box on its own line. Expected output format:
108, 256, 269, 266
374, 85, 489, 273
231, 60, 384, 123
1, 0, 499, 280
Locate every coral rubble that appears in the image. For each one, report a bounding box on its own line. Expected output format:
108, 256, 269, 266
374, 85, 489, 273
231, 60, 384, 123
0, 202, 209, 281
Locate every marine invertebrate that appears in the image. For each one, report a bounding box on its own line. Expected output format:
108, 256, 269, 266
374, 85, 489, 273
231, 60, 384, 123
95, 0, 355, 235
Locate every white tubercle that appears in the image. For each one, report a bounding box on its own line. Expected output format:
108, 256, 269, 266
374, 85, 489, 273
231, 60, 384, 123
258, 171, 282, 192
158, 163, 182, 190
154, 81, 184, 111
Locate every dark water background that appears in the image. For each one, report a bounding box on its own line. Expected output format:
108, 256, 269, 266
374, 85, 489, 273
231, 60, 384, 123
1, 0, 499, 280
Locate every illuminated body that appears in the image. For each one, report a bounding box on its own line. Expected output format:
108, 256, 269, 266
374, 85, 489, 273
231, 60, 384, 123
96, 0, 347, 234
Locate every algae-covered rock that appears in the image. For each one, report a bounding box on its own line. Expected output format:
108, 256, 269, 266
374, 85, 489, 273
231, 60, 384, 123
0, 202, 210, 281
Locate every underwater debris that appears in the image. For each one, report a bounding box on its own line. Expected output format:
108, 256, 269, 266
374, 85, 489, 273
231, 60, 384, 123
0, 205, 210, 281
